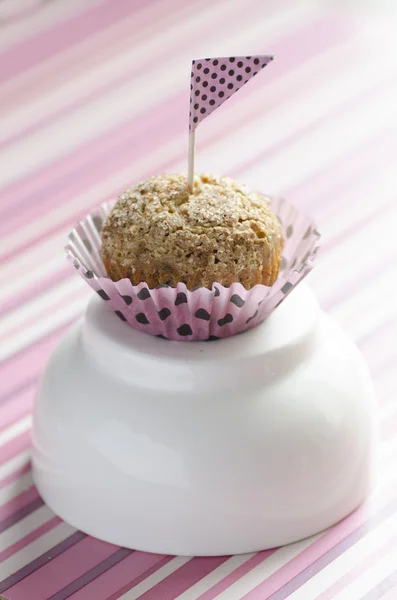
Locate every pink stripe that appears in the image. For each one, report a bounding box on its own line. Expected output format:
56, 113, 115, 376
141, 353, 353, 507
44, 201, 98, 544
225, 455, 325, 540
107, 558, 174, 600
0, 385, 34, 433
6, 536, 120, 600
0, 0, 163, 86
0, 0, 43, 27
0, 431, 30, 466
197, 551, 277, 600
1, 283, 88, 342
0, 464, 31, 496
0, 485, 38, 521
0, 264, 71, 319
0, 14, 348, 231
69, 553, 169, 600
0, 324, 68, 401
0, 516, 61, 563
136, 557, 230, 600
0, 464, 31, 491
316, 537, 397, 600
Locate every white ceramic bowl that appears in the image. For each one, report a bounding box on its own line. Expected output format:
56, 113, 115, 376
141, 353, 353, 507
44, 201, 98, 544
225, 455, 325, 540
32, 284, 377, 556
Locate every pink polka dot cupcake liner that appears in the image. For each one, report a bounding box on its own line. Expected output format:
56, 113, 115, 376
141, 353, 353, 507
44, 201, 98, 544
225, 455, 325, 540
65, 197, 321, 341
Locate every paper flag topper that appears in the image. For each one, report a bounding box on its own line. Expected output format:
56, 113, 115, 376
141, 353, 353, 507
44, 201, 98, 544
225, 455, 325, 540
189, 55, 274, 132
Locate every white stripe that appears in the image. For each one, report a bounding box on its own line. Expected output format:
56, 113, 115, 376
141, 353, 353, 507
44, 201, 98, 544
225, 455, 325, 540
174, 553, 256, 600
310, 205, 397, 307
0, 278, 84, 341
324, 249, 397, 341
331, 542, 397, 600
0, 235, 71, 284
0, 521, 76, 580
0, 294, 88, 363
0, 505, 54, 554
0, 471, 33, 507
287, 513, 397, 599
319, 178, 397, 243
380, 436, 397, 461
378, 367, 397, 394
0, 0, 99, 51
0, 416, 31, 449
374, 455, 397, 496
0, 253, 65, 304
315, 167, 397, 244
212, 535, 321, 600
380, 401, 397, 422
230, 79, 397, 197
0, 2, 318, 187
120, 556, 192, 599
379, 393, 397, 423
0, 451, 30, 483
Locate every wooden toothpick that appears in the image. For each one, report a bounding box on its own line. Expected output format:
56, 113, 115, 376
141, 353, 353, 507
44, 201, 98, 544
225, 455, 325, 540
188, 130, 195, 193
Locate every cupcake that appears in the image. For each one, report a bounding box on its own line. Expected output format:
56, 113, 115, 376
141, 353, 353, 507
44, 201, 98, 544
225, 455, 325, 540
67, 178, 319, 341
101, 173, 284, 290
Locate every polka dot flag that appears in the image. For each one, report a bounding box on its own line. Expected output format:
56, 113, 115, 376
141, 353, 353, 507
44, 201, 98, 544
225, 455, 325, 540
189, 55, 274, 132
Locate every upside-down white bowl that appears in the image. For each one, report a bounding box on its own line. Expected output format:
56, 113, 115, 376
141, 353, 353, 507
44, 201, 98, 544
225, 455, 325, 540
32, 284, 377, 556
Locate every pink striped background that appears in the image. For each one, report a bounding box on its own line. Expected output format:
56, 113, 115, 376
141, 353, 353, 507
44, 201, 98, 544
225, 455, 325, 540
1, 0, 397, 598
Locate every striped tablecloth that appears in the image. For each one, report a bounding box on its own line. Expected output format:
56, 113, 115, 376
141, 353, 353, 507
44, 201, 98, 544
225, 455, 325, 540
1, 1, 397, 598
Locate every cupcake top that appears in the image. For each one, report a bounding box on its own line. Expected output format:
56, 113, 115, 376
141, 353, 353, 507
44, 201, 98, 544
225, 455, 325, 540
101, 173, 283, 289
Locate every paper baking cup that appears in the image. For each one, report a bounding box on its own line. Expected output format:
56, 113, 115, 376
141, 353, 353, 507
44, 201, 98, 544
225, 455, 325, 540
65, 197, 320, 341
